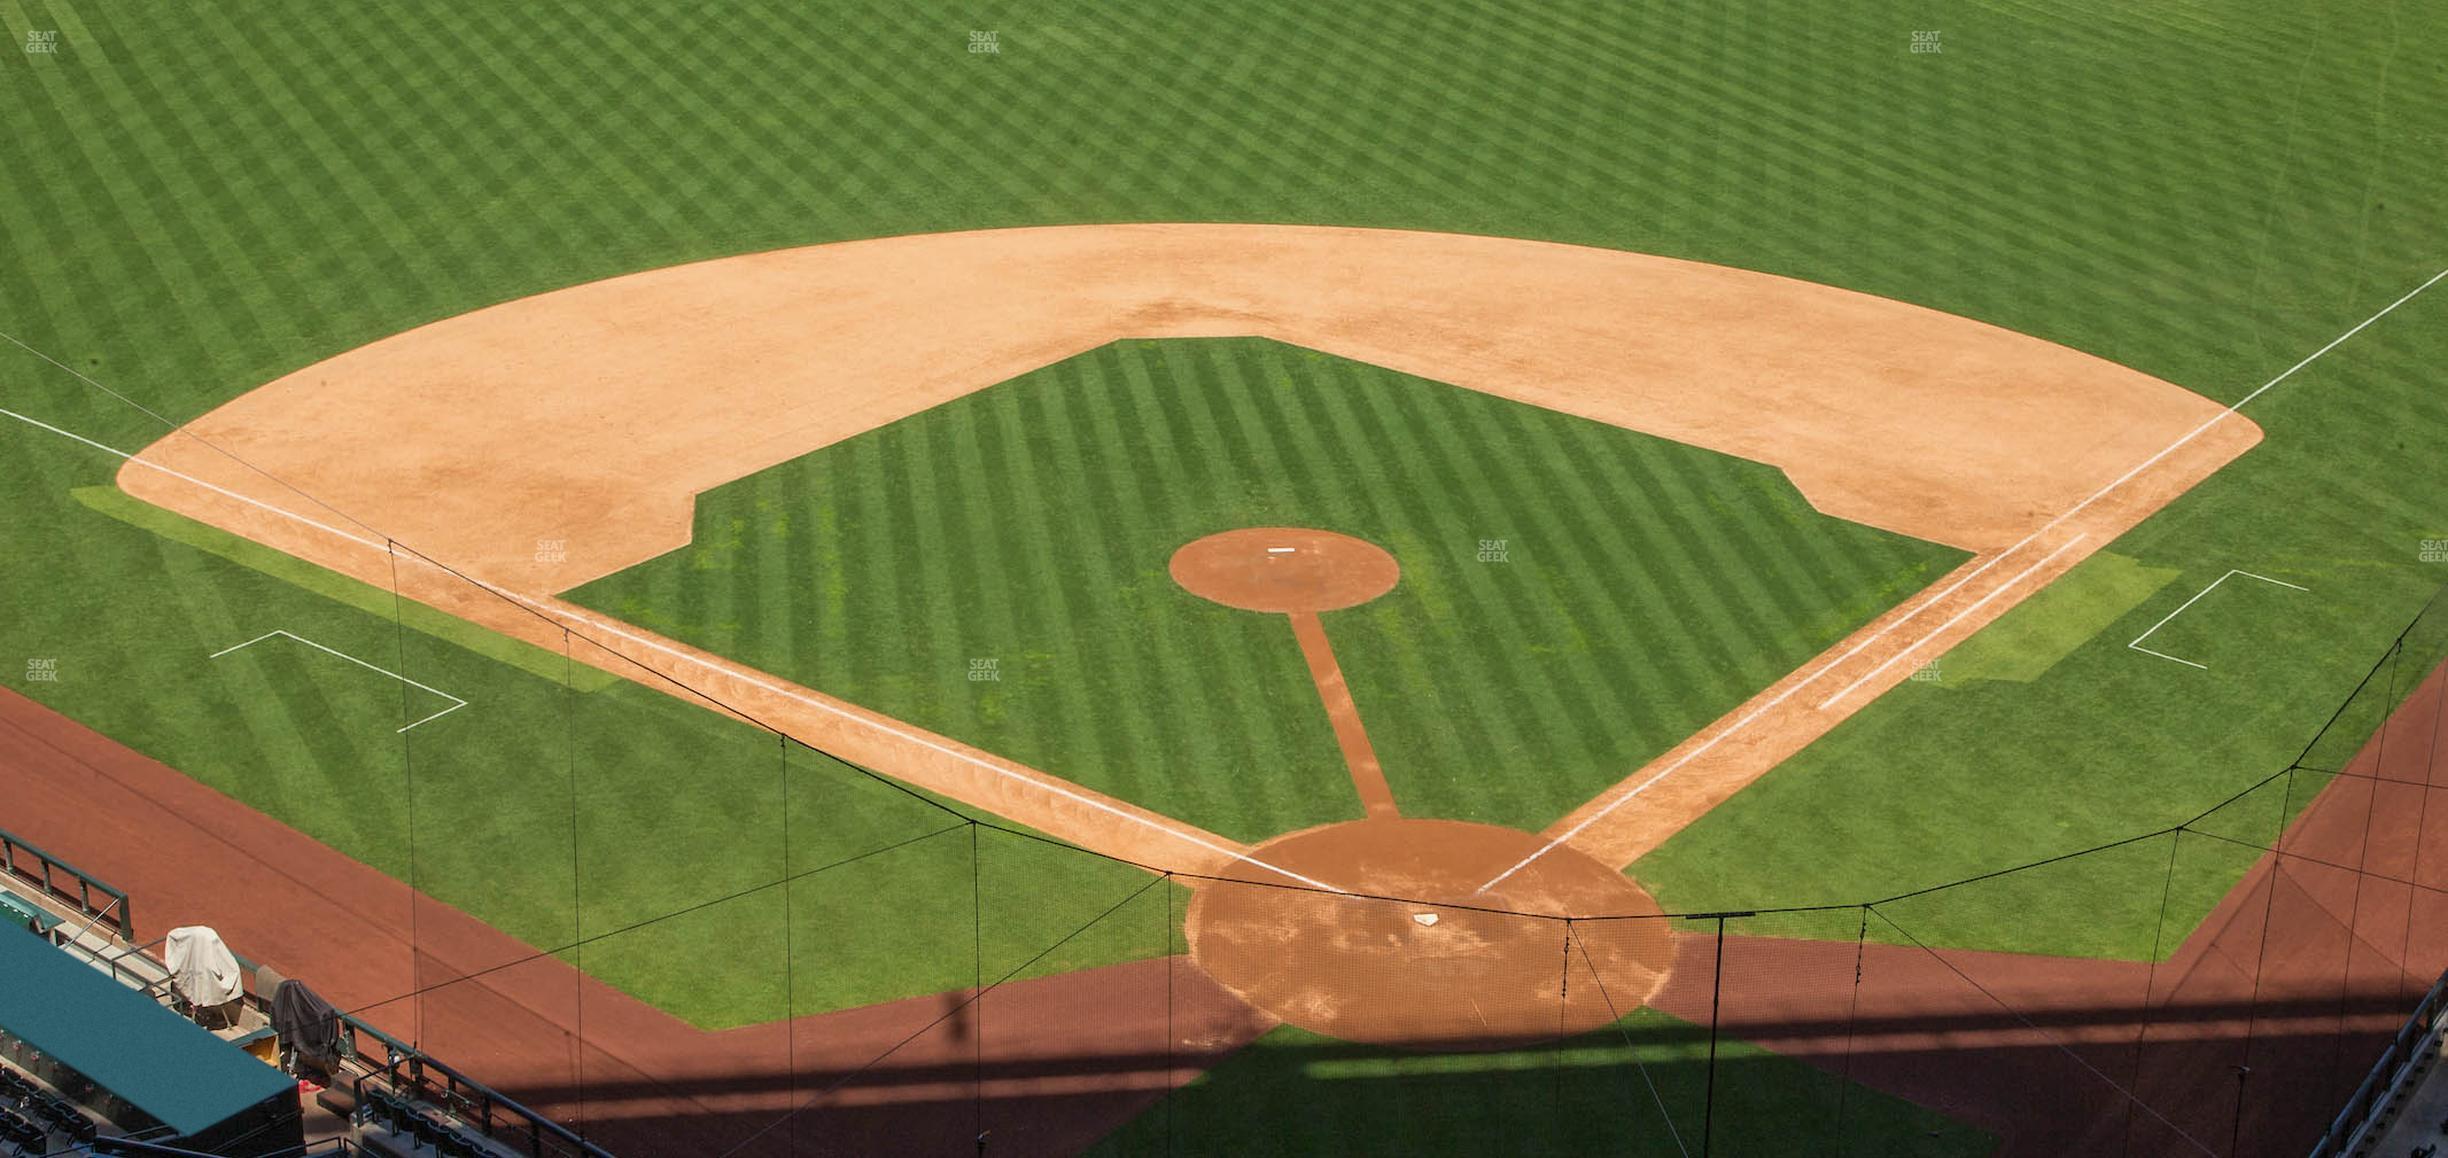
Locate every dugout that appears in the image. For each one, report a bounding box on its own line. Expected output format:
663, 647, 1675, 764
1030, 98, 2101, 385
0, 921, 300, 1155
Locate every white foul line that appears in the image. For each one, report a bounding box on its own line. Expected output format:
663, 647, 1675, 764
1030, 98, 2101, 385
491, 591, 1348, 892
210, 629, 469, 733
0, 407, 390, 554
0, 407, 1341, 893
1474, 266, 2446, 894
2127, 570, 2309, 670
1813, 535, 2090, 707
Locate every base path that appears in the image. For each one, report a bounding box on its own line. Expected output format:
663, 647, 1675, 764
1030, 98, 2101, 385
1649, 656, 2448, 1157
0, 686, 1273, 1156
111, 224, 2256, 880
7, 626, 2441, 1153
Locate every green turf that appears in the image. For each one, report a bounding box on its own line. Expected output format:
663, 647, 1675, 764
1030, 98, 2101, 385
1932, 552, 2180, 688
1086, 1014, 1993, 1157
1633, 296, 2448, 957
566, 337, 1962, 840
0, 0, 2439, 1090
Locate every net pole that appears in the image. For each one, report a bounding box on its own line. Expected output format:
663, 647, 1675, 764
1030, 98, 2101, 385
1702, 914, 1726, 1158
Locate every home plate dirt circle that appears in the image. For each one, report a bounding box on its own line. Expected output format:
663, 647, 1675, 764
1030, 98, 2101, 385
1169, 527, 1400, 614
1185, 819, 1678, 1047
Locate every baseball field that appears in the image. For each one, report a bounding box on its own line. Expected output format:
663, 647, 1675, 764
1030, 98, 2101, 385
3, 0, 2446, 1154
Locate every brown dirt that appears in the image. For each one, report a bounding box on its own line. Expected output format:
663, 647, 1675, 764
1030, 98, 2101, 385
112, 225, 2258, 885
1543, 427, 2258, 873
0, 685, 1275, 1156
7, 619, 2440, 1156
1286, 612, 1398, 819
1171, 526, 1404, 819
1183, 819, 1674, 1046
1167, 528, 1400, 615
1643, 655, 2448, 1157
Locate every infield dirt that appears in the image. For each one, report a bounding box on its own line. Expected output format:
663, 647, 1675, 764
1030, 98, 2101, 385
115, 223, 2258, 886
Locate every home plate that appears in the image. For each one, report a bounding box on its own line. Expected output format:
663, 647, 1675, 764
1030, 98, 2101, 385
1412, 912, 1439, 927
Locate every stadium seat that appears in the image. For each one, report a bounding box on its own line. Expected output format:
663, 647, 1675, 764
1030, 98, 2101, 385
361, 1088, 405, 1132
0, 1111, 43, 1155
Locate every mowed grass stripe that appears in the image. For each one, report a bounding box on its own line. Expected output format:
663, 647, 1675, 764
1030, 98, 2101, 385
1705, 469, 1894, 661
975, 360, 1104, 791
1535, 420, 1730, 750
430, 5, 656, 263
1221, 346, 1403, 825
1292, 357, 1543, 825
249, 7, 465, 328
1473, 387, 1725, 769
1030, 353, 1192, 817
1123, 348, 1354, 834
1327, 358, 1564, 807
1485, 398, 1695, 759
13, 11, 262, 392
1065, 351, 1212, 810
1389, 380, 1626, 784
1159, 344, 1356, 831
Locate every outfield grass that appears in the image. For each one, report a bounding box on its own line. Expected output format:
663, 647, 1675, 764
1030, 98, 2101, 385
0, 397, 1179, 1028
567, 337, 1960, 841
1633, 304, 2448, 957
0, 0, 2439, 1073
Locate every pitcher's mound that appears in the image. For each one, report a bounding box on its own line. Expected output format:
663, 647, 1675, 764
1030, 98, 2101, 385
1185, 819, 1677, 1047
1170, 527, 1399, 614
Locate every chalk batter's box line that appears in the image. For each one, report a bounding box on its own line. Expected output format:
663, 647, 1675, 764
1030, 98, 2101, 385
2127, 569, 2311, 671
209, 629, 469, 733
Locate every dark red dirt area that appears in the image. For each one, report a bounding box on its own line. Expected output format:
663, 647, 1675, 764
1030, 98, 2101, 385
1, 655, 2442, 1156
1649, 654, 2448, 1157
0, 688, 1270, 1156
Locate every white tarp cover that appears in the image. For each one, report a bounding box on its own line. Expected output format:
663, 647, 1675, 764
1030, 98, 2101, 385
163, 925, 243, 1008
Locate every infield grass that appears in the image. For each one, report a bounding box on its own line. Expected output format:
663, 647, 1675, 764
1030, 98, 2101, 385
0, 0, 2440, 1063
566, 337, 1962, 842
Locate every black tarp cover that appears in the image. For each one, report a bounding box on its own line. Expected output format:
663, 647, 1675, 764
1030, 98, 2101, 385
270, 979, 340, 1070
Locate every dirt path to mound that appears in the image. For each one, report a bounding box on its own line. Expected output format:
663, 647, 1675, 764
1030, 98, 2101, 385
3, 653, 2438, 1153
113, 224, 2257, 878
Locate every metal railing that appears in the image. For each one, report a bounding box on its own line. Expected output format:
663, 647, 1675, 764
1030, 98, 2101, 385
0, 826, 133, 940
2310, 965, 2448, 1157
342, 1016, 613, 1158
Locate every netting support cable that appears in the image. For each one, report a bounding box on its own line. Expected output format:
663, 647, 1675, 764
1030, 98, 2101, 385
1570, 927, 1689, 1157
781, 735, 799, 1151
561, 628, 586, 1132
1555, 920, 1573, 1135
2121, 829, 2184, 1156
971, 820, 986, 1150
384, 540, 426, 1050
2232, 763, 2303, 1153
717, 873, 1170, 1158
1702, 915, 1726, 1158
1163, 871, 1176, 1157
2398, 665, 2448, 1005
1867, 908, 2219, 1156
1832, 906, 1869, 1158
